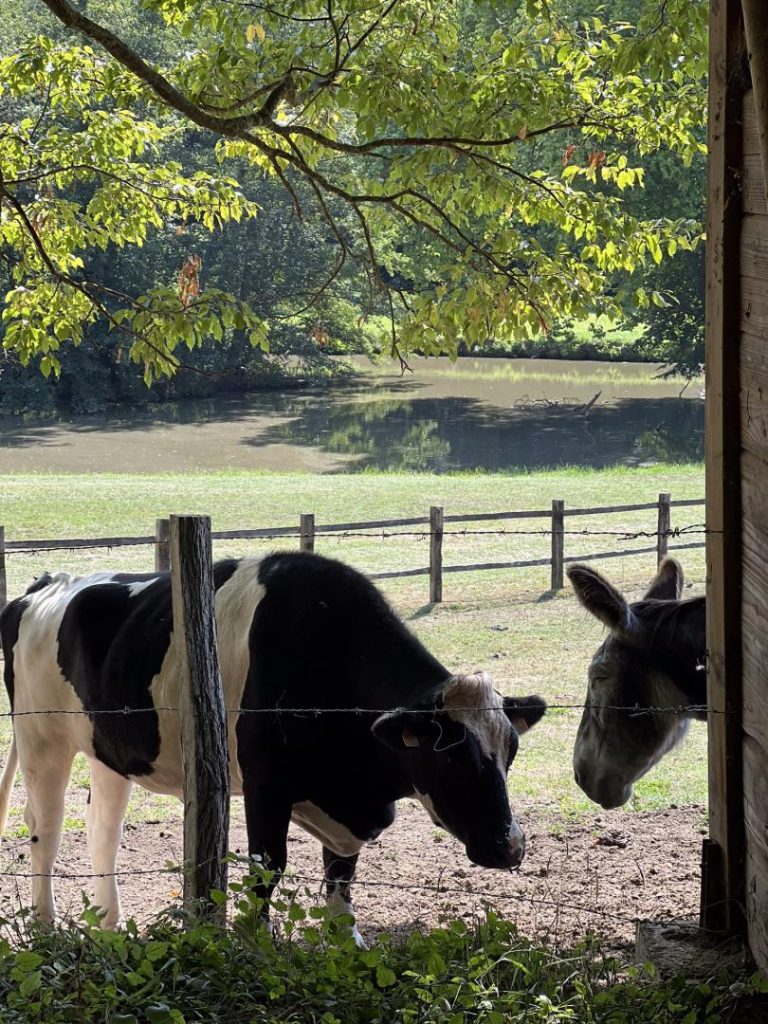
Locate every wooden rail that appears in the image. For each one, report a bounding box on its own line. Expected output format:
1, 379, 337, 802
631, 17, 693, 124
0, 493, 705, 608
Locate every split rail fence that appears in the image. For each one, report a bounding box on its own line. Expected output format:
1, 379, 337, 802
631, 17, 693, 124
0, 492, 705, 611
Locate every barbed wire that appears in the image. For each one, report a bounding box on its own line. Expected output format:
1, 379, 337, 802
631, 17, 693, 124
0, 866, 179, 880
308, 526, 710, 541
0, 771, 713, 935
288, 875, 679, 926
0, 702, 716, 720
3, 846, 732, 936
4, 524, 712, 555
0, 864, 683, 929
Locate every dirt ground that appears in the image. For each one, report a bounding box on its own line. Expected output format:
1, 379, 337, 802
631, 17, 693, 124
0, 791, 706, 954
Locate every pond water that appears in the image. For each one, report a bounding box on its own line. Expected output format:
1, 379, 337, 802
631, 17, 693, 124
0, 356, 704, 474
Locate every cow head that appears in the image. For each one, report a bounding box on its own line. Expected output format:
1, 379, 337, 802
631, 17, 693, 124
567, 557, 704, 809
372, 673, 545, 869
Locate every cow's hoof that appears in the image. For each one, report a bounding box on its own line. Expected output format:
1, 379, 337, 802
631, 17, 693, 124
349, 923, 367, 949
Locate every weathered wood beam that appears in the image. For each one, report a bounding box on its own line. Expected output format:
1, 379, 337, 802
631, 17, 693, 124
742, 0, 768, 208
704, 0, 748, 935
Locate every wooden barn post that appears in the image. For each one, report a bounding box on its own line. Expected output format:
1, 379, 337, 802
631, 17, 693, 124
703, 0, 748, 935
742, 0, 768, 208
170, 515, 229, 923
734, 0, 768, 970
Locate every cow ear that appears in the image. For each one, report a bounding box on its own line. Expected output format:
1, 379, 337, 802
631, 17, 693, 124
644, 557, 684, 601
371, 710, 432, 751
567, 564, 634, 633
503, 695, 546, 735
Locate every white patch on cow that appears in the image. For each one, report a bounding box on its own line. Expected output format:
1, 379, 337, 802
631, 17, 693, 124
85, 759, 133, 929
442, 672, 511, 773
414, 789, 444, 827
326, 887, 367, 948
127, 579, 157, 597
8, 573, 169, 925
291, 801, 364, 857
14, 572, 120, 759
144, 559, 266, 796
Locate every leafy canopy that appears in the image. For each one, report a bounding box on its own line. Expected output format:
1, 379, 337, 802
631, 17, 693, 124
0, 0, 707, 380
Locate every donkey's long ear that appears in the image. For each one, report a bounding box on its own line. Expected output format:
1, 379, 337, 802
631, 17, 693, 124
567, 564, 634, 632
644, 557, 684, 601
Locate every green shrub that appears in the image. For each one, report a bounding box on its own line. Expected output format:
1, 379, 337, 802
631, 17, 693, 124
0, 877, 763, 1024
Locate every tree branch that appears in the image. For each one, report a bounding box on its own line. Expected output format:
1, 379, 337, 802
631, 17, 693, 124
0, 176, 184, 370
40, 0, 587, 155
39, 0, 288, 134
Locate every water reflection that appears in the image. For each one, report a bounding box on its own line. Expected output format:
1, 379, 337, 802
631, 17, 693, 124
0, 358, 704, 474
244, 394, 703, 472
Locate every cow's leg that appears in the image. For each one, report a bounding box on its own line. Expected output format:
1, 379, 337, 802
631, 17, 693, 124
85, 758, 133, 929
19, 745, 74, 925
322, 847, 365, 948
242, 783, 292, 929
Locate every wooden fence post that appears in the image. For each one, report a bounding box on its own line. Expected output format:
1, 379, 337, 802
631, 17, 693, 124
169, 515, 229, 924
300, 513, 315, 552
702, 0, 747, 936
657, 493, 671, 564
0, 527, 6, 611
430, 506, 444, 603
155, 517, 171, 572
551, 500, 564, 590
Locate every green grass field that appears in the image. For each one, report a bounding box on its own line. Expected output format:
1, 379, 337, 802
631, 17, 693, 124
0, 464, 707, 832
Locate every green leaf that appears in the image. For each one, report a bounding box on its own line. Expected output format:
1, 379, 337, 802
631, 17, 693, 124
287, 903, 306, 922
146, 1005, 184, 1024
376, 965, 397, 988
13, 952, 44, 972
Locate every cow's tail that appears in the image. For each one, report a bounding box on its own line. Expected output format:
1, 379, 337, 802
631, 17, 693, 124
0, 734, 18, 834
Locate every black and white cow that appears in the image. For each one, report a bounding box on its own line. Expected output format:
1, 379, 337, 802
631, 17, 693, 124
567, 557, 705, 809
0, 552, 545, 934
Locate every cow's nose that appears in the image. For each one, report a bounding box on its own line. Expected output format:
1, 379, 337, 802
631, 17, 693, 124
574, 766, 583, 787
508, 841, 524, 869
507, 829, 525, 868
